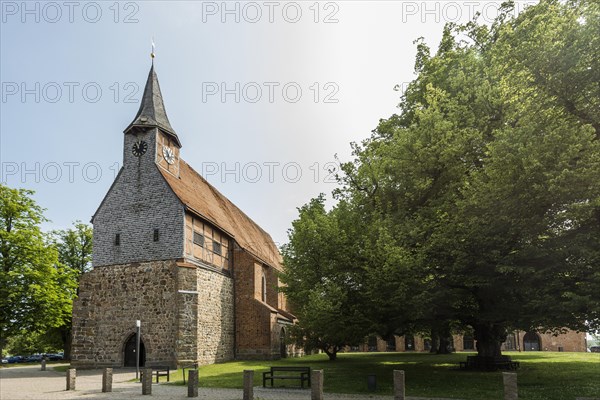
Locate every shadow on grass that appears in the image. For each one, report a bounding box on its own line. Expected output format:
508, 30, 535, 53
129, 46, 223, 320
160, 352, 599, 400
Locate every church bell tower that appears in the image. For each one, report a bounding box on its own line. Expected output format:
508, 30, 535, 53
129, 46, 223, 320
123, 64, 181, 178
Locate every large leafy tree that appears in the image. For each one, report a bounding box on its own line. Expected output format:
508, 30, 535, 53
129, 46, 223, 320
52, 222, 92, 277
0, 185, 73, 358
280, 196, 372, 360
49, 222, 92, 359
338, 0, 600, 360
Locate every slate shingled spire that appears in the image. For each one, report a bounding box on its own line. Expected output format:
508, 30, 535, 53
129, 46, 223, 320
125, 65, 181, 147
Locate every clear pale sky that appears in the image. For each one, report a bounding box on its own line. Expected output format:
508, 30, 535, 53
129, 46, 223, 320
0, 1, 537, 246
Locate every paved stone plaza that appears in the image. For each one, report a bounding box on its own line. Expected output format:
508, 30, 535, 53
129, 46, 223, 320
0, 364, 462, 400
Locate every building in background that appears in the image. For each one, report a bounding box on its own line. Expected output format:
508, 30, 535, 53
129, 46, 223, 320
349, 330, 587, 353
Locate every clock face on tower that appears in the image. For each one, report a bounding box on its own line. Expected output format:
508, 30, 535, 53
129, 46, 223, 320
132, 140, 148, 157
163, 145, 175, 164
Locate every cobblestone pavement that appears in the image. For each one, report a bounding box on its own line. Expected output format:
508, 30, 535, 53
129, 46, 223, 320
0, 364, 461, 400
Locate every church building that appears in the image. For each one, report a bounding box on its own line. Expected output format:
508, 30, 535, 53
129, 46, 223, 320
71, 63, 296, 368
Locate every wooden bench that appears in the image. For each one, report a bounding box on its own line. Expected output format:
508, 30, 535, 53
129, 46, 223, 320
262, 366, 311, 388
182, 363, 198, 384
153, 366, 170, 383
459, 356, 520, 371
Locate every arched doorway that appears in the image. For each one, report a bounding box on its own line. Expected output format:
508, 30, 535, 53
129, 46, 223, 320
404, 335, 415, 351
523, 332, 541, 351
423, 338, 432, 351
386, 337, 396, 351
280, 328, 287, 358
367, 335, 378, 352
504, 333, 517, 351
462, 336, 475, 351
123, 333, 146, 367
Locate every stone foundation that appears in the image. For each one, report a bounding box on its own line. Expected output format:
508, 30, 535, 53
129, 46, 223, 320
71, 259, 235, 368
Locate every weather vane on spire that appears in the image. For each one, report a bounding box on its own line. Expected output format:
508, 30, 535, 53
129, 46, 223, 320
151, 37, 156, 62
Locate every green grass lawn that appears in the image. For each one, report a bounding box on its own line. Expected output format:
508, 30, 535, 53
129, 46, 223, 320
161, 352, 599, 400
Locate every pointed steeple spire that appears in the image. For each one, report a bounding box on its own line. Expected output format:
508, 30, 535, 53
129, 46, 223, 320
125, 65, 181, 147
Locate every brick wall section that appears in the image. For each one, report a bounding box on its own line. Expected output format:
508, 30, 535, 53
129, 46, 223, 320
344, 330, 586, 354
71, 260, 179, 368
518, 330, 586, 352
233, 248, 281, 359
92, 128, 184, 267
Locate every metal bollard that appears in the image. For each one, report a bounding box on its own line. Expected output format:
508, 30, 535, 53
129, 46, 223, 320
41, 359, 46, 371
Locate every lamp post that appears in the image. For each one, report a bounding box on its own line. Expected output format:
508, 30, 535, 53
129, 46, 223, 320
136, 320, 141, 380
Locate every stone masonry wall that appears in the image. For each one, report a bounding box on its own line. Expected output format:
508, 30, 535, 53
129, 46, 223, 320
175, 265, 198, 365
71, 260, 179, 368
72, 259, 237, 368
196, 266, 235, 364
92, 128, 184, 267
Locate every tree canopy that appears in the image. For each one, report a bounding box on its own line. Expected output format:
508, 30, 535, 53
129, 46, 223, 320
0, 185, 73, 357
283, 0, 600, 361
281, 196, 371, 360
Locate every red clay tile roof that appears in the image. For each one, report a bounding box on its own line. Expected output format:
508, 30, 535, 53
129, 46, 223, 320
159, 160, 283, 270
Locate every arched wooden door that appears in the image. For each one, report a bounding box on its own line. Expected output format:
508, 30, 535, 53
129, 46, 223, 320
123, 333, 146, 367
523, 332, 541, 351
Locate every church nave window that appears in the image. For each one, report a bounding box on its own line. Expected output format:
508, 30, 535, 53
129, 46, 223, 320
115, 233, 120, 246
193, 232, 204, 247
153, 229, 159, 242
213, 241, 222, 255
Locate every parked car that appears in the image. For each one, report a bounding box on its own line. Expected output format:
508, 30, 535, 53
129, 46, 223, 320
6, 356, 25, 363
44, 353, 64, 361
1, 358, 8, 364
590, 346, 600, 353
25, 355, 43, 362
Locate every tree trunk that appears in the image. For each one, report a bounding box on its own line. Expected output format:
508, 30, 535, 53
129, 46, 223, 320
429, 331, 438, 353
323, 345, 339, 361
437, 336, 452, 354
473, 323, 506, 358
436, 325, 453, 354
62, 328, 72, 361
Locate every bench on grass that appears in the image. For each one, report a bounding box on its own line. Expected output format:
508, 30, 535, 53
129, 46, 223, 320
182, 363, 198, 384
152, 366, 170, 383
459, 356, 520, 371
262, 366, 311, 388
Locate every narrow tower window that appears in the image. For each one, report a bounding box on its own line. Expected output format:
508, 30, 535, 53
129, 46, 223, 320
115, 233, 121, 246
153, 229, 159, 242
